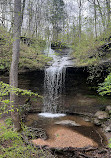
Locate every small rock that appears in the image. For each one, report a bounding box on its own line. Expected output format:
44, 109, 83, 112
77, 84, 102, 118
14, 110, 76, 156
94, 111, 109, 120
93, 118, 102, 126
55, 120, 80, 126
106, 106, 111, 114
104, 126, 111, 132
83, 117, 90, 122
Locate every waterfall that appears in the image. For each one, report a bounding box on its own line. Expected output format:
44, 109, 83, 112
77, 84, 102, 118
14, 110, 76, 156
43, 61, 66, 113
39, 46, 72, 118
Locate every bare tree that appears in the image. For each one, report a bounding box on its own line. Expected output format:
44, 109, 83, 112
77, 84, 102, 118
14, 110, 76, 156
94, 0, 97, 38
77, 0, 82, 41
10, 0, 22, 131
106, 0, 110, 29
96, 0, 105, 30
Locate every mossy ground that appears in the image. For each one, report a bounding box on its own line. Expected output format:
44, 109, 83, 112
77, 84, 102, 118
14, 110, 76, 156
70, 33, 111, 68
0, 27, 52, 72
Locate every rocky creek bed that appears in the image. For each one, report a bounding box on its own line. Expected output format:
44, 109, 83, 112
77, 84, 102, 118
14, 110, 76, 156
21, 106, 111, 158
21, 113, 111, 158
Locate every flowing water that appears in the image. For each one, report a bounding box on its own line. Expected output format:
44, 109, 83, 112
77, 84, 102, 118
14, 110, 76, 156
39, 47, 73, 117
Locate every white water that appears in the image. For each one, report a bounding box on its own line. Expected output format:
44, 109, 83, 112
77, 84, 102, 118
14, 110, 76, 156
38, 113, 66, 118
39, 46, 72, 118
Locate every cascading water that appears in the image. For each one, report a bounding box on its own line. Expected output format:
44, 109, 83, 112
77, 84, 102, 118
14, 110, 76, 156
39, 46, 72, 118
43, 58, 66, 113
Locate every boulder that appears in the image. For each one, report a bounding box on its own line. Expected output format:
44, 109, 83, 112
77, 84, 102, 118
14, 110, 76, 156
105, 106, 111, 114
93, 118, 102, 126
51, 42, 67, 49
83, 117, 90, 122
104, 125, 111, 132
55, 120, 80, 126
94, 111, 109, 120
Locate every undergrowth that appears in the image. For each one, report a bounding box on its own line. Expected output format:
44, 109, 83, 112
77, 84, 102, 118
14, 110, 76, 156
71, 34, 105, 67
0, 26, 52, 71
0, 118, 55, 158
109, 139, 111, 148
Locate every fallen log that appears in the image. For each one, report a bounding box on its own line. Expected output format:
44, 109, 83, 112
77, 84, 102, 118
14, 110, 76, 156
98, 42, 111, 51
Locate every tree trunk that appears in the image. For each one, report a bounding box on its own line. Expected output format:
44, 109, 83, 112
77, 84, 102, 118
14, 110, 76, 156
106, 0, 110, 29
1, 1, 6, 27
96, 0, 105, 30
78, 0, 82, 42
10, 0, 22, 132
94, 0, 97, 39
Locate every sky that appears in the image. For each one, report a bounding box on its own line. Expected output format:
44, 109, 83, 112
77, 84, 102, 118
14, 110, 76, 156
64, 0, 89, 17
64, 0, 75, 4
